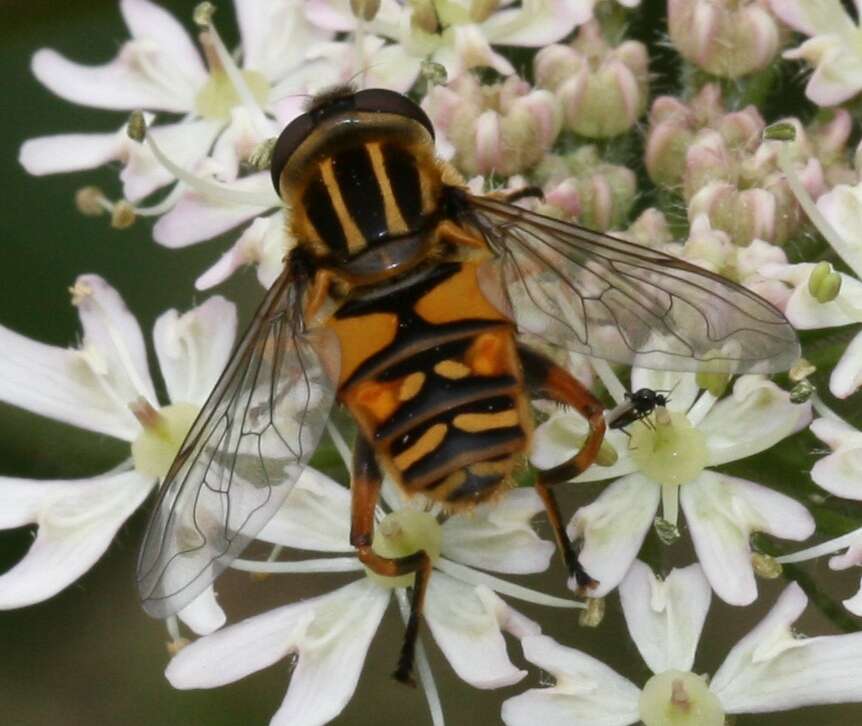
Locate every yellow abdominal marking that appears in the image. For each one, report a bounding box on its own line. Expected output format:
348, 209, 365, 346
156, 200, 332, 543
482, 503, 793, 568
393, 423, 448, 470
452, 410, 519, 432
434, 359, 471, 379
320, 158, 366, 253
399, 371, 426, 401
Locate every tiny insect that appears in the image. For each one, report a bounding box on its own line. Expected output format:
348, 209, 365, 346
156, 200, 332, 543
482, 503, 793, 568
607, 388, 671, 435
136, 86, 800, 684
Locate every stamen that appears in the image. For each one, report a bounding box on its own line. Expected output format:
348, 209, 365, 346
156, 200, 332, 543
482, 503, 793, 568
661, 483, 680, 527
195, 15, 271, 137
132, 112, 279, 208
589, 357, 627, 405
811, 393, 852, 426
230, 557, 364, 574
685, 389, 718, 427
165, 615, 189, 655
436, 558, 586, 608
777, 528, 862, 564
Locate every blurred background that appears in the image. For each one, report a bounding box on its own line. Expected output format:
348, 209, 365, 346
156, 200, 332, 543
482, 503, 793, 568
1, 1, 861, 724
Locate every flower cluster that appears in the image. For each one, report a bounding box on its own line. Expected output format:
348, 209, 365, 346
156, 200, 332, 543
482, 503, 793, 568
5, 0, 862, 724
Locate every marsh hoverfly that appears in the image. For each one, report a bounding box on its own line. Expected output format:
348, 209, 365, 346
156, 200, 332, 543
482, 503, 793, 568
137, 86, 799, 683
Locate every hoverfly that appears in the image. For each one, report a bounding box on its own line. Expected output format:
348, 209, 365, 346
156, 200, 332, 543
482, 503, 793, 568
137, 86, 799, 684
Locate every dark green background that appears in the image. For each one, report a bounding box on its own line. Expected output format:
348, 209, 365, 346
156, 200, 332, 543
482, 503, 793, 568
1, 1, 861, 724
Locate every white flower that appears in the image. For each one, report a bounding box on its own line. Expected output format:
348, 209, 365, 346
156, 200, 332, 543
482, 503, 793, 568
767, 149, 862, 399
20, 0, 331, 204
770, 0, 862, 106
531, 365, 814, 604
777, 415, 862, 615
0, 274, 236, 635
307, 0, 590, 83
503, 561, 862, 725
165, 452, 583, 726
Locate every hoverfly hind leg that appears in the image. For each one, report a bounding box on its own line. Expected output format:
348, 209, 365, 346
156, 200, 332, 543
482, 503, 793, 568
350, 434, 431, 687
519, 344, 605, 592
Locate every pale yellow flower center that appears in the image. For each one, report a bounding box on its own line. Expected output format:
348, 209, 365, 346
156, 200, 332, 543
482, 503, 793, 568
364, 510, 442, 588
629, 409, 708, 487
195, 69, 269, 121
131, 402, 199, 479
639, 670, 725, 726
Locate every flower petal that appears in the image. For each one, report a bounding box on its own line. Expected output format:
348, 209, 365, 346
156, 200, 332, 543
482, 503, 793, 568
567, 473, 660, 596
153, 296, 237, 406
167, 578, 389, 726
195, 213, 288, 290
425, 577, 538, 688
441, 488, 554, 574
700, 376, 811, 467
19, 131, 122, 176
258, 468, 353, 552
121, 0, 205, 73
0, 275, 155, 441
619, 561, 711, 674
681, 472, 814, 606
0, 470, 152, 608
815, 182, 862, 278
810, 416, 862, 499
152, 173, 278, 248
531, 412, 638, 483
483, 0, 592, 46
178, 586, 227, 636
235, 0, 330, 80
712, 582, 862, 712
502, 634, 641, 726
830, 328, 862, 399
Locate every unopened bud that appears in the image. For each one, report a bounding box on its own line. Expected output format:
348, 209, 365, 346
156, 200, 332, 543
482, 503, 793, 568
193, 2, 215, 27
127, 111, 147, 142
668, 0, 779, 78
248, 137, 276, 171
752, 552, 782, 579
469, 0, 498, 23
696, 369, 730, 398
350, 0, 381, 22
654, 516, 680, 545
579, 597, 605, 627
789, 358, 816, 383
111, 200, 136, 229
411, 0, 439, 34
808, 261, 842, 303
420, 59, 448, 87
790, 379, 816, 404
75, 186, 107, 216
764, 122, 797, 142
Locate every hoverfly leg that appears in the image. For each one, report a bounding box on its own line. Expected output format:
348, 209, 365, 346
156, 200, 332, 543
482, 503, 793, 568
435, 219, 486, 248
518, 345, 605, 592
350, 434, 430, 687
487, 185, 544, 204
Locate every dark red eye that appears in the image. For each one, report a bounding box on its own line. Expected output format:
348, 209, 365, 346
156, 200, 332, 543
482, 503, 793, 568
270, 113, 314, 195
353, 88, 435, 140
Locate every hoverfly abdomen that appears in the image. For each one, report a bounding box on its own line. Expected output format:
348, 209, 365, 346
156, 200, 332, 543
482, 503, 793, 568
330, 261, 532, 508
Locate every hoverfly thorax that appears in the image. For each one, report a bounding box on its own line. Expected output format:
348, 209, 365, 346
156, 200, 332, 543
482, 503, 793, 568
271, 87, 445, 285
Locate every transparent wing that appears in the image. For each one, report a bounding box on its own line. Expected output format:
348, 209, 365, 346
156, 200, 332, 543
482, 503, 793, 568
464, 194, 799, 374
137, 269, 339, 618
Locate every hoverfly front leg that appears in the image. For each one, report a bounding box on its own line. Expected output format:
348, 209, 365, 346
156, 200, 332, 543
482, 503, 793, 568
350, 433, 431, 686
519, 345, 605, 592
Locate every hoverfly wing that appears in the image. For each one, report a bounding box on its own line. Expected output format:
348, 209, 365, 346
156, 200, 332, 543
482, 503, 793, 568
465, 194, 799, 374
136, 269, 339, 618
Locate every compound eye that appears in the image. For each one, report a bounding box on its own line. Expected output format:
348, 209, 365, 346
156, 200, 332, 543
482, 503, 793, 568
270, 112, 315, 196
353, 88, 435, 140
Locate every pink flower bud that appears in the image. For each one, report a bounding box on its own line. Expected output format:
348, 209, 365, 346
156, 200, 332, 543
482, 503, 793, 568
536, 20, 648, 138
668, 0, 780, 78
545, 179, 582, 218
688, 181, 776, 245
623, 207, 672, 248
683, 213, 734, 271
683, 130, 735, 200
